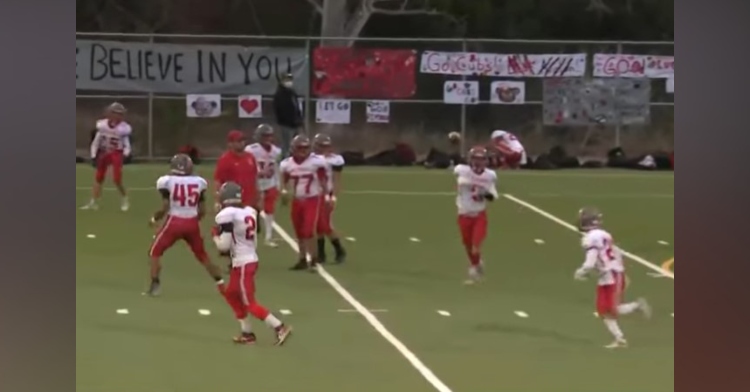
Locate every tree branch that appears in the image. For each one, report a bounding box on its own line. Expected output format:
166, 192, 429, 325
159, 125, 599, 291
305, 0, 323, 13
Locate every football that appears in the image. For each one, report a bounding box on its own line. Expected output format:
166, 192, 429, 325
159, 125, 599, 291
448, 132, 461, 144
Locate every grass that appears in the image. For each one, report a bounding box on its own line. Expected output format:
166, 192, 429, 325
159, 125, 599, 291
76, 165, 674, 392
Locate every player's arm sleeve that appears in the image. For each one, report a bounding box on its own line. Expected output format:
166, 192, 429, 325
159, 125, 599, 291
579, 248, 599, 273
156, 176, 171, 199
213, 213, 234, 252
331, 155, 345, 173
483, 174, 499, 201
122, 135, 132, 156
90, 132, 102, 159
279, 160, 291, 189
579, 236, 599, 273
316, 161, 329, 192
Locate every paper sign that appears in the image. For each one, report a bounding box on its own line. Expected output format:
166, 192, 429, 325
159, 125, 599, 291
421, 52, 587, 77
444, 81, 479, 105
593, 54, 674, 79
316, 99, 351, 124
490, 81, 526, 104
238, 95, 263, 118
366, 100, 390, 123
667, 77, 674, 93
186, 94, 222, 118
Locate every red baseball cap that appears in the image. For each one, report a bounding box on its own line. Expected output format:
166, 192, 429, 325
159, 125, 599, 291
227, 130, 245, 142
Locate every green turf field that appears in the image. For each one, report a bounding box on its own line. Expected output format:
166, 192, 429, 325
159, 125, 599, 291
76, 165, 674, 392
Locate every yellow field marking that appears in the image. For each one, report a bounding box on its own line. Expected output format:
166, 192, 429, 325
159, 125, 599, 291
662, 258, 674, 274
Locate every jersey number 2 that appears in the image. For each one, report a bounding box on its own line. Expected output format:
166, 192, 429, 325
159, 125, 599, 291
173, 184, 200, 207
244, 216, 257, 240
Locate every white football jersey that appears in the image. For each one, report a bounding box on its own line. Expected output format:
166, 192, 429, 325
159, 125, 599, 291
156, 175, 208, 219
91, 119, 133, 157
581, 229, 625, 286
280, 155, 328, 198
215, 206, 260, 267
491, 130, 524, 153
315, 153, 345, 195
454, 164, 498, 215
245, 143, 283, 191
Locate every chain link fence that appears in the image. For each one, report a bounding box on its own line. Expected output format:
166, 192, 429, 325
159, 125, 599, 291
76, 33, 673, 159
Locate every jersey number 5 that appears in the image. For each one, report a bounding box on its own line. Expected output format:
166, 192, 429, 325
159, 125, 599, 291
244, 216, 257, 240
173, 183, 200, 207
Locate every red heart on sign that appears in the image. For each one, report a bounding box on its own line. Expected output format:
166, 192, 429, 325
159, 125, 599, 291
240, 99, 260, 115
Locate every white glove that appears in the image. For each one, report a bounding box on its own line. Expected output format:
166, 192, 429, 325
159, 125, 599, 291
574, 268, 589, 281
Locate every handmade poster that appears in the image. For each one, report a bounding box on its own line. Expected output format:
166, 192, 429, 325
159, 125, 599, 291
443, 81, 479, 105
490, 81, 526, 104
238, 95, 263, 118
366, 100, 390, 123
316, 99, 351, 124
186, 94, 222, 118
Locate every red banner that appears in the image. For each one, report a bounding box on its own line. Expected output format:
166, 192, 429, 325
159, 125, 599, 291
312, 48, 417, 99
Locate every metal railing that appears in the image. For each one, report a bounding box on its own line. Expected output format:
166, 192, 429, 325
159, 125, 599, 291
76, 33, 674, 159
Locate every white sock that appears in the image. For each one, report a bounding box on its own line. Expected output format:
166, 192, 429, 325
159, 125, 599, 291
603, 318, 625, 340
618, 302, 640, 315
239, 318, 252, 333
264, 214, 275, 241
264, 314, 282, 329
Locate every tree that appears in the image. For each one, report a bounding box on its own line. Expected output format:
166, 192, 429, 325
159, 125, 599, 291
304, 0, 461, 46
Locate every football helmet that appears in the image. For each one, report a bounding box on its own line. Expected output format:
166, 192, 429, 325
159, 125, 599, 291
578, 207, 603, 232
169, 153, 194, 175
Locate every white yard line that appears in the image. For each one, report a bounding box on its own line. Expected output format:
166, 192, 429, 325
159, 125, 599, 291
267, 215, 453, 392
502, 194, 674, 280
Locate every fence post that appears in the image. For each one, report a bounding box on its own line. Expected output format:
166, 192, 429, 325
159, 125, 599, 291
147, 35, 155, 160
614, 41, 623, 148
459, 38, 468, 154
304, 37, 313, 135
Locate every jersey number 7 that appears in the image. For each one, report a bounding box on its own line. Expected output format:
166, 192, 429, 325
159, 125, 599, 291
292, 174, 315, 196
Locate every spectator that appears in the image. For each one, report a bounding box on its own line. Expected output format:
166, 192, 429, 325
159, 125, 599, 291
273, 73, 303, 156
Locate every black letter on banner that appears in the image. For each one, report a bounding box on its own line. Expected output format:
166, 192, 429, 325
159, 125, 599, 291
174, 53, 184, 83
209, 52, 226, 83
256, 55, 272, 80
197, 50, 204, 83
108, 48, 125, 79
125, 49, 138, 80
144, 51, 156, 81
238, 53, 254, 85
90, 44, 108, 81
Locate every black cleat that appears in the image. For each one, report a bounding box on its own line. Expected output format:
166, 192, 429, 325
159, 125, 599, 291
143, 280, 161, 297
289, 260, 308, 271
335, 250, 347, 264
